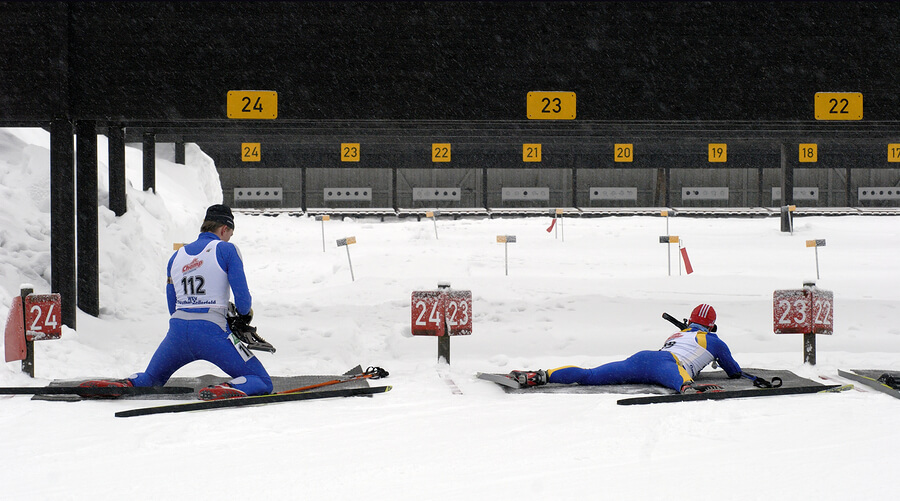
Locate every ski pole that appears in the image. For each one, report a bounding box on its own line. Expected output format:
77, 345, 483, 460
279, 366, 388, 395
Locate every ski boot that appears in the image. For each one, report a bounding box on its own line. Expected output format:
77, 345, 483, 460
508, 369, 548, 387
77, 379, 134, 398
199, 383, 248, 401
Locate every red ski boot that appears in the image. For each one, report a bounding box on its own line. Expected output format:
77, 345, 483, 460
508, 370, 548, 387
198, 383, 247, 401
77, 379, 134, 398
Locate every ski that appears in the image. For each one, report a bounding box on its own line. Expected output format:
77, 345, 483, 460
476, 372, 522, 389
0, 385, 193, 397
838, 370, 900, 400
116, 385, 392, 418
617, 383, 845, 406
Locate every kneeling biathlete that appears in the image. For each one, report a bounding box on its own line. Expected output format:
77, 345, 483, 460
510, 304, 742, 394
81, 204, 273, 400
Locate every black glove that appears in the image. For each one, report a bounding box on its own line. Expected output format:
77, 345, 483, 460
229, 317, 257, 343
750, 375, 783, 388
227, 302, 275, 353
227, 302, 253, 329
365, 366, 390, 379
878, 373, 900, 390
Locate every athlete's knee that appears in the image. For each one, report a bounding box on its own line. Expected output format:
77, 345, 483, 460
259, 375, 273, 394
129, 372, 165, 387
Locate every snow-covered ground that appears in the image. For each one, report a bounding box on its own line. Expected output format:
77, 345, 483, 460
1, 127, 898, 500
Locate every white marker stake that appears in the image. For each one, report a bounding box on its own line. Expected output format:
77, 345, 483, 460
659, 235, 678, 276
806, 239, 826, 279
556, 209, 564, 242
497, 235, 516, 275
316, 215, 330, 252
337, 236, 357, 281
789, 205, 795, 234
547, 209, 565, 241
426, 211, 440, 239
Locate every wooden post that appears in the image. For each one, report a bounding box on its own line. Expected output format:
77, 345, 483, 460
437, 282, 451, 363
20, 287, 34, 377
780, 143, 794, 232
438, 336, 450, 364
108, 124, 127, 216
175, 139, 186, 165
76, 120, 100, 317
804, 333, 816, 365
50, 118, 76, 329
143, 132, 156, 192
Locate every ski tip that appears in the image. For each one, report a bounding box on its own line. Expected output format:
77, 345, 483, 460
821, 384, 854, 393
343, 365, 364, 376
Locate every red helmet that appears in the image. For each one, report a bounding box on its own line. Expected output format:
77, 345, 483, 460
689, 304, 716, 328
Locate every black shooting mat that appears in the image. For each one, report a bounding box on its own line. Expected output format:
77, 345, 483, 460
36, 369, 370, 401
482, 368, 819, 395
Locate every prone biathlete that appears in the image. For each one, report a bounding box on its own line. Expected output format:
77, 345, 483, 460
510, 304, 742, 394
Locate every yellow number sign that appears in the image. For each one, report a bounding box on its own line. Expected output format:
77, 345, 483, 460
889, 144, 900, 163
227, 91, 278, 119
241, 143, 261, 162
815, 92, 862, 120
523, 144, 541, 162
615, 144, 633, 163
527, 92, 576, 120
799, 144, 817, 163
708, 143, 727, 163
341, 143, 360, 162
432, 143, 451, 162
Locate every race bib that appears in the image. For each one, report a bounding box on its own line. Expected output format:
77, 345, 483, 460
229, 332, 254, 362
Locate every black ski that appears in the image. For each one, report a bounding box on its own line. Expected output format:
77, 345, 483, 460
617, 383, 846, 405
837, 370, 900, 400
116, 385, 392, 417
0, 386, 194, 397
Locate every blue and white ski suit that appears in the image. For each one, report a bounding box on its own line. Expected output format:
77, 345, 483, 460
129, 232, 273, 395
547, 324, 741, 391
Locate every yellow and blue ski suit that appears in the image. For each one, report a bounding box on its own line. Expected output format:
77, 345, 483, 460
547, 324, 742, 391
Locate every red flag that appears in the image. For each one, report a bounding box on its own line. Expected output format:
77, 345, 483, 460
680, 247, 693, 274
546, 218, 557, 233
5, 297, 26, 362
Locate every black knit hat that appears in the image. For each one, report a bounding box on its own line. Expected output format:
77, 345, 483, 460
205, 204, 234, 229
